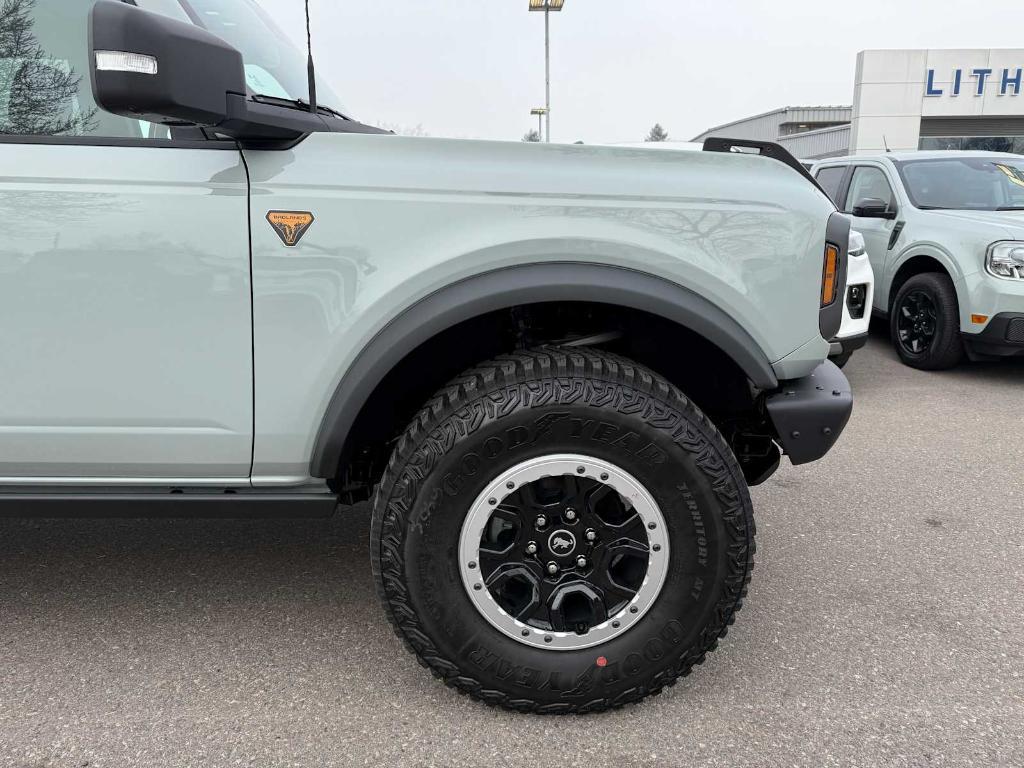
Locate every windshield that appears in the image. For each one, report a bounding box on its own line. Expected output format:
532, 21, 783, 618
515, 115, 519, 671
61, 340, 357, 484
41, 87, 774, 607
176, 0, 348, 115
897, 156, 1024, 211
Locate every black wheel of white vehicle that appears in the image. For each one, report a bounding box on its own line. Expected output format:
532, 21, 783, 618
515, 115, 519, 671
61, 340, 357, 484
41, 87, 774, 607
890, 272, 964, 370
370, 346, 755, 713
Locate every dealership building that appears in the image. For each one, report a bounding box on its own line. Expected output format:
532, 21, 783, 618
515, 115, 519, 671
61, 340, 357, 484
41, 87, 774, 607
692, 49, 1024, 159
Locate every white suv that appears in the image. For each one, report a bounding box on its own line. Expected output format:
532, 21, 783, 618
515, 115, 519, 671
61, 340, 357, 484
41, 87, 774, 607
811, 151, 1024, 369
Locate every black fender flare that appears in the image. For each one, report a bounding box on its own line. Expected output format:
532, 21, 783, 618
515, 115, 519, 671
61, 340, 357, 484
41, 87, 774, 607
310, 262, 778, 478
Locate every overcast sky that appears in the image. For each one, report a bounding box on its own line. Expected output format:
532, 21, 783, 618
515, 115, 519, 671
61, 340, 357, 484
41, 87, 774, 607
259, 0, 1024, 144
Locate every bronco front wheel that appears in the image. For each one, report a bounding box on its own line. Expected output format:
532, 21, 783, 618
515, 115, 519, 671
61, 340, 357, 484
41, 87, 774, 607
370, 347, 755, 713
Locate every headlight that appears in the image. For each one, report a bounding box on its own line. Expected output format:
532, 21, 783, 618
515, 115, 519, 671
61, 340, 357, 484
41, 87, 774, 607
986, 241, 1024, 279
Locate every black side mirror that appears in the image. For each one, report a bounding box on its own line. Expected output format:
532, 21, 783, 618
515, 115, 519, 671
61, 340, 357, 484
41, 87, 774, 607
852, 197, 897, 219
89, 0, 246, 128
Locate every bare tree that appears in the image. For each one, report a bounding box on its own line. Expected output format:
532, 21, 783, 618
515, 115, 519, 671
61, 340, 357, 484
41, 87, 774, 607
644, 123, 669, 142
522, 129, 542, 142
0, 0, 96, 135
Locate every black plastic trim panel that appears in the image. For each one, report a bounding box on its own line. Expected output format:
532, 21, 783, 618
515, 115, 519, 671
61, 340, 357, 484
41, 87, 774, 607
766, 361, 853, 466
702, 137, 829, 196
961, 312, 1024, 357
820, 212, 850, 341
830, 331, 869, 357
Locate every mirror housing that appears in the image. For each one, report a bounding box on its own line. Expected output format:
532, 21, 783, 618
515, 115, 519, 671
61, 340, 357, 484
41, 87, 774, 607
852, 197, 897, 219
88, 0, 386, 147
89, 0, 247, 128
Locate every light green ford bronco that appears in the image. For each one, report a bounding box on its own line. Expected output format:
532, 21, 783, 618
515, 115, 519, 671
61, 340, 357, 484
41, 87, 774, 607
0, 0, 853, 712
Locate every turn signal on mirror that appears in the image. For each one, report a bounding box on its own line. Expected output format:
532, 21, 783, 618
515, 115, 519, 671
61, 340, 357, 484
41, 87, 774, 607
821, 243, 839, 307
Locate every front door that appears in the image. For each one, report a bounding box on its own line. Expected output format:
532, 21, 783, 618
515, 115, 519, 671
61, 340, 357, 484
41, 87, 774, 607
843, 165, 900, 312
0, 0, 252, 482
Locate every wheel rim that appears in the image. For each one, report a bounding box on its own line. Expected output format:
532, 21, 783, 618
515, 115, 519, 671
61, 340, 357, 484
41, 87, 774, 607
896, 289, 938, 355
458, 454, 669, 651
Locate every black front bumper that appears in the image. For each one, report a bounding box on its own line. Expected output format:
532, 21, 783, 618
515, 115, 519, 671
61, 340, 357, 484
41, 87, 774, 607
766, 361, 853, 465
961, 312, 1024, 358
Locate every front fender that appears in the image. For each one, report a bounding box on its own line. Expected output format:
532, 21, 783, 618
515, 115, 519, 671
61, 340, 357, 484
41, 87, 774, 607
887, 242, 965, 286
885, 243, 970, 315
242, 133, 833, 483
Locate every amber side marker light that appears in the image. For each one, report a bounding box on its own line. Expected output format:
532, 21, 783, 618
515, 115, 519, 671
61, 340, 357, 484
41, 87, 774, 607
821, 244, 839, 306
971, 313, 989, 325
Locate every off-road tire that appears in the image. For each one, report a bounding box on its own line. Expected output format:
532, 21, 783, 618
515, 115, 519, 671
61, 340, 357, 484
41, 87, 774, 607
890, 272, 964, 370
369, 346, 756, 713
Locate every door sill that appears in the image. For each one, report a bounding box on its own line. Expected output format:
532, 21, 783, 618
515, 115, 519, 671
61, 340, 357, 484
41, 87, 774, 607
0, 487, 339, 518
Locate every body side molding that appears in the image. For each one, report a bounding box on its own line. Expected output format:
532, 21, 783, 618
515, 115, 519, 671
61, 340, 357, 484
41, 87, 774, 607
0, 491, 338, 518
310, 262, 779, 479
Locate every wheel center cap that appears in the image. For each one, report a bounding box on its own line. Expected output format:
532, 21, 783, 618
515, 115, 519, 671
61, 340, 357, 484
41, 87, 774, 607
548, 529, 577, 556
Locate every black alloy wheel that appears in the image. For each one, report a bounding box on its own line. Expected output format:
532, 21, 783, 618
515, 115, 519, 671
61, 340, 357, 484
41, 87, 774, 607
895, 289, 937, 355
463, 454, 667, 650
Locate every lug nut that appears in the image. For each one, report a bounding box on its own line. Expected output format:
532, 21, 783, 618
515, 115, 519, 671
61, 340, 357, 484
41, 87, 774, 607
535, 515, 547, 529
546, 561, 559, 575
564, 507, 577, 521
576, 555, 588, 568
525, 542, 538, 555
585, 529, 596, 542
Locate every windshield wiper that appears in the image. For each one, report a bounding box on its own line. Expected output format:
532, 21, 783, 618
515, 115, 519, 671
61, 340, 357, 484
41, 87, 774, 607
996, 206, 1024, 211
296, 98, 347, 119
250, 94, 348, 120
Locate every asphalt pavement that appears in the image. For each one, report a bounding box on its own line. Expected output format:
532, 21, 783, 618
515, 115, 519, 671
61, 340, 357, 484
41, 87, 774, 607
1, 331, 1022, 768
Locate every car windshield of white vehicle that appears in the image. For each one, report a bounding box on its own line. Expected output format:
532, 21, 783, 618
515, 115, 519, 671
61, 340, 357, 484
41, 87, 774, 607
899, 157, 1024, 211
177, 0, 350, 117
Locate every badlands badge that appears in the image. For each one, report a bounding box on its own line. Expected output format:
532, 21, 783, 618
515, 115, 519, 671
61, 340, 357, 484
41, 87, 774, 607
266, 210, 315, 247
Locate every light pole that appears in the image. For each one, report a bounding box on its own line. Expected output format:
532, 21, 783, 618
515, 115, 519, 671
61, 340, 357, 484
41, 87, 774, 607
528, 0, 565, 142
530, 107, 547, 139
